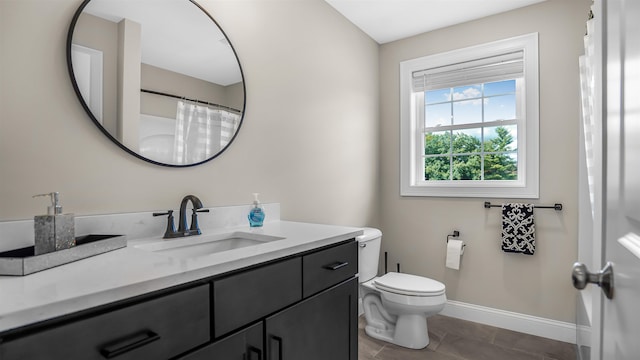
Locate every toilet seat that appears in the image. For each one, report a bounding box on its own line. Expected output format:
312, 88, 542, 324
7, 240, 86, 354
374, 272, 445, 297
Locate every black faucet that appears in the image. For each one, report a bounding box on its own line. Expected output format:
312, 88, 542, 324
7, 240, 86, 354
178, 194, 209, 236
153, 195, 209, 239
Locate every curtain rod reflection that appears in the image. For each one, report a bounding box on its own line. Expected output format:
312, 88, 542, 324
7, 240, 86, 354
140, 89, 242, 114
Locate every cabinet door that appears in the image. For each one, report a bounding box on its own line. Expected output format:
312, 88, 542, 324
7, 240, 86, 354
180, 322, 263, 360
265, 277, 357, 360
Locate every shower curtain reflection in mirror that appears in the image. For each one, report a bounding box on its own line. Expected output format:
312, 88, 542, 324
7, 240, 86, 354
172, 100, 240, 165
139, 101, 240, 165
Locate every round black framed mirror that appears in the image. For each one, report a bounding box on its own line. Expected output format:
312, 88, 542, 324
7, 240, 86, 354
67, 0, 246, 167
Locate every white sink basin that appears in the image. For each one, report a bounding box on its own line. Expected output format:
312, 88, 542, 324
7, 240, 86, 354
134, 231, 285, 259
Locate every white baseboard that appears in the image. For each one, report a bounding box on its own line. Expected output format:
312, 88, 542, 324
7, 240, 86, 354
441, 300, 577, 344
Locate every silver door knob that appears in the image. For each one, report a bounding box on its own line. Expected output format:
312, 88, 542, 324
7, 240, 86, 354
571, 262, 614, 299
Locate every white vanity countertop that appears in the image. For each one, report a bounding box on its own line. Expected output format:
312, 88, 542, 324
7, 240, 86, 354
0, 220, 363, 334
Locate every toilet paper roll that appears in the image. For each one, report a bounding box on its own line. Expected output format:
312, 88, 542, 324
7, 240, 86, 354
445, 239, 465, 270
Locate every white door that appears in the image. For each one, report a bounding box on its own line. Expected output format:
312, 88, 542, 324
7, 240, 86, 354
574, 0, 640, 359
601, 0, 640, 357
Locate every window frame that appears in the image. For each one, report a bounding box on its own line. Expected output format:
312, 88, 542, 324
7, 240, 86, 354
400, 33, 539, 198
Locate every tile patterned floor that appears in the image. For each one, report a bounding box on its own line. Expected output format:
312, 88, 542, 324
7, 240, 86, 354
358, 315, 576, 360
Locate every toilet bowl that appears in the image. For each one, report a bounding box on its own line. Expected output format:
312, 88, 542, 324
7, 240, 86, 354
357, 228, 446, 349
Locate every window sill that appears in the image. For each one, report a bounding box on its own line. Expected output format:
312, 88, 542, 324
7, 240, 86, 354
400, 183, 539, 198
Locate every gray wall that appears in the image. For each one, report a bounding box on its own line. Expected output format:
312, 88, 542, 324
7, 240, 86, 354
379, 0, 589, 322
0, 0, 380, 229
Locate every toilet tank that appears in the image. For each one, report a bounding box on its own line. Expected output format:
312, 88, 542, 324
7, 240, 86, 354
357, 227, 382, 283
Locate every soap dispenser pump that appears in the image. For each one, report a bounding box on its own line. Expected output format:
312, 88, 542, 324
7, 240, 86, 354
33, 192, 76, 255
248, 193, 265, 227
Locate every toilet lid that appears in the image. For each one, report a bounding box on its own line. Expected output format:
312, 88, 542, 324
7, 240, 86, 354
373, 272, 445, 296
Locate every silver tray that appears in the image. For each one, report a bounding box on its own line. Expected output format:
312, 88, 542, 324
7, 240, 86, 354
0, 234, 126, 276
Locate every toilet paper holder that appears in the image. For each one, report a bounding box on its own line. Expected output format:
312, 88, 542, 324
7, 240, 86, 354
446, 231, 465, 249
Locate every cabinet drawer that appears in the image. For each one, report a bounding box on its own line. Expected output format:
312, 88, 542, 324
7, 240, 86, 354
213, 257, 301, 336
302, 241, 357, 297
0, 284, 210, 360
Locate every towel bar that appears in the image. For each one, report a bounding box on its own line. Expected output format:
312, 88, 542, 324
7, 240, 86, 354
483, 202, 562, 211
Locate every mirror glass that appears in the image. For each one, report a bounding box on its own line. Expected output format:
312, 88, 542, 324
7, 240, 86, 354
67, 0, 245, 167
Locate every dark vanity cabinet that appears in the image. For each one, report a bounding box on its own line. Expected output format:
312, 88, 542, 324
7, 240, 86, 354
0, 239, 358, 360
205, 240, 357, 360
263, 241, 359, 360
266, 278, 357, 360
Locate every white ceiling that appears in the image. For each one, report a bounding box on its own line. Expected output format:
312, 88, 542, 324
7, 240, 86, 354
323, 0, 547, 44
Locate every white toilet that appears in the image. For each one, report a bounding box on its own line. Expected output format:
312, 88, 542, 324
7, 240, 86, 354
358, 227, 446, 349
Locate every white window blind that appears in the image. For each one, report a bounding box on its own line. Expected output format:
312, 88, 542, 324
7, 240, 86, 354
411, 51, 524, 92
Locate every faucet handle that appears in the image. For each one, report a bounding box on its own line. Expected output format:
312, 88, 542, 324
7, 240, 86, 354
153, 210, 177, 239
152, 210, 173, 217
189, 208, 209, 234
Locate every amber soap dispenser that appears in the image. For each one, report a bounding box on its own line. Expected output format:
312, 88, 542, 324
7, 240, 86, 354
33, 192, 75, 255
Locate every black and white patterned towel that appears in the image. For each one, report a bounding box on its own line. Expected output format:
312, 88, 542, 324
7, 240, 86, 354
501, 203, 535, 255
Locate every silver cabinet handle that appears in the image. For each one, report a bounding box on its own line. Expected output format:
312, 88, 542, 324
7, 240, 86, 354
359, 243, 366, 248
572, 262, 614, 299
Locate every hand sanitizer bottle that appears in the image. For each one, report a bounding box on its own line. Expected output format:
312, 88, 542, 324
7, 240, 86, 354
248, 193, 265, 227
